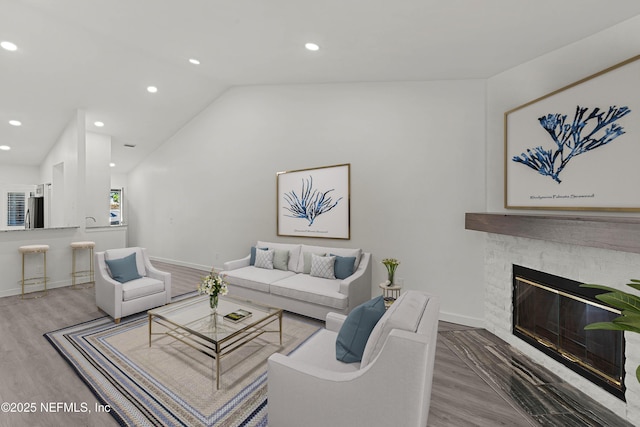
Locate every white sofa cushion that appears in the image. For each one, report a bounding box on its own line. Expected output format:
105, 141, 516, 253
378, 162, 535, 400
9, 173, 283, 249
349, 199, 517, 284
224, 266, 296, 293
299, 244, 362, 272
360, 291, 429, 368
289, 329, 361, 373
257, 241, 302, 272
122, 277, 165, 302
270, 274, 348, 310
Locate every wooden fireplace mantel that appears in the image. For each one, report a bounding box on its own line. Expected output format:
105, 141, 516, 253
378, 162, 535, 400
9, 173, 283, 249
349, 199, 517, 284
465, 213, 640, 255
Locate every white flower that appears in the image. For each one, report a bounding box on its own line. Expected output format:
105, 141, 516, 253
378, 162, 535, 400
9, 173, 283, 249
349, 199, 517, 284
197, 270, 228, 296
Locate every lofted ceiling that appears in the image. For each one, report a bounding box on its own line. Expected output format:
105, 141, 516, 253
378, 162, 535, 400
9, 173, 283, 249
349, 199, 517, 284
1, 0, 640, 173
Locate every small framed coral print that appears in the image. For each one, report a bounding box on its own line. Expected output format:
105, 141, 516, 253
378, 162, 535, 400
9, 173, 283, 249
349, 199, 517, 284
505, 55, 640, 211
277, 164, 350, 239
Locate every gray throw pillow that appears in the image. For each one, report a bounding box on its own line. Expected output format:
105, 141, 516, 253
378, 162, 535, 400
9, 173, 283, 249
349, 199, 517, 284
273, 249, 289, 271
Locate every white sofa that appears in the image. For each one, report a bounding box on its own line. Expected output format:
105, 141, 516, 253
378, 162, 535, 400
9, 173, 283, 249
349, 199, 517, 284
95, 247, 172, 323
267, 291, 440, 427
221, 241, 372, 320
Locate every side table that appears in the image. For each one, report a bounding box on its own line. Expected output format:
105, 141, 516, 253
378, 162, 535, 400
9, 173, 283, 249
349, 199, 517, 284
379, 281, 402, 309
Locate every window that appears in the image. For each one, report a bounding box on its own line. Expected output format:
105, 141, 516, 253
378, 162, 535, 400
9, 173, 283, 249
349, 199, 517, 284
110, 189, 123, 225
7, 192, 25, 226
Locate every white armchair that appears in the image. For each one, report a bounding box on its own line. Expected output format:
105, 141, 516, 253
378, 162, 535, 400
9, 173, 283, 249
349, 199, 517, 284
267, 291, 440, 427
95, 247, 171, 323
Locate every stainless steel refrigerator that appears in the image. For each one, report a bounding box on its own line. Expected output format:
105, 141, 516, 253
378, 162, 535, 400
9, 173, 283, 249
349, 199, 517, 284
26, 196, 44, 229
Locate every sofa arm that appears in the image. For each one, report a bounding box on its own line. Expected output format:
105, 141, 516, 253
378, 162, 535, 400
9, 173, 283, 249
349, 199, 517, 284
94, 253, 124, 320
223, 255, 250, 271
325, 312, 347, 333
338, 252, 372, 311
268, 352, 360, 386
147, 267, 172, 303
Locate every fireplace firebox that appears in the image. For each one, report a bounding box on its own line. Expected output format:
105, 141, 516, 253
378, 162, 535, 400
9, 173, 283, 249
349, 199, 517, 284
512, 265, 625, 400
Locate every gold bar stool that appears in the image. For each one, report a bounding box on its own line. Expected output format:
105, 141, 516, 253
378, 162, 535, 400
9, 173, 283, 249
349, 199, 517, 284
71, 241, 95, 289
18, 244, 49, 299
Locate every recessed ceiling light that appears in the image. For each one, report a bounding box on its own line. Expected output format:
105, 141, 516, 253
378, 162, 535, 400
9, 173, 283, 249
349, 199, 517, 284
305, 42, 320, 51
189, 58, 200, 65
1, 41, 17, 51
147, 86, 158, 93
94, 121, 104, 127
109, 162, 116, 167
9, 120, 21, 126
0, 145, 10, 151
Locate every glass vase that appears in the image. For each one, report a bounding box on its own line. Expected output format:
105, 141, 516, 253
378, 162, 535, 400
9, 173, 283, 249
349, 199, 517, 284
209, 294, 219, 314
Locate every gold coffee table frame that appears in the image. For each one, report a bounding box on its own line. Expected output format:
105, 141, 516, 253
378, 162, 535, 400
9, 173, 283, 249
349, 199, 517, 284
148, 294, 283, 389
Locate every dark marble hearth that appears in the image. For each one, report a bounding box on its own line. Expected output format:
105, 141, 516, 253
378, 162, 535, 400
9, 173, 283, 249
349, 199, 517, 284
439, 327, 632, 426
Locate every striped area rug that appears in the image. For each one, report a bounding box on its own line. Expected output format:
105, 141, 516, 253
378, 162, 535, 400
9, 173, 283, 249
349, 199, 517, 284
45, 302, 320, 426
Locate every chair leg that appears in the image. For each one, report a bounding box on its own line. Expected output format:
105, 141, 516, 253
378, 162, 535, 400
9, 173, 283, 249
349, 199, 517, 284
21, 253, 25, 299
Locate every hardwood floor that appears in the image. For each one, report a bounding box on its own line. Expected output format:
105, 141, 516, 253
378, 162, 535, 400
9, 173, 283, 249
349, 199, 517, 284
0, 262, 628, 426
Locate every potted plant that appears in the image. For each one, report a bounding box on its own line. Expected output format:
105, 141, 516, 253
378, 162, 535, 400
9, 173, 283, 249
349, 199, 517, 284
582, 279, 640, 383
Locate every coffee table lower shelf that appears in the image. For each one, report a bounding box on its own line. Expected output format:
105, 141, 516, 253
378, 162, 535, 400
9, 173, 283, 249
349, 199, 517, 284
148, 296, 283, 389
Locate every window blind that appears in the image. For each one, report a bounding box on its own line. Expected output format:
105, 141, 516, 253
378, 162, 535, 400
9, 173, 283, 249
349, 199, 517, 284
8, 192, 25, 226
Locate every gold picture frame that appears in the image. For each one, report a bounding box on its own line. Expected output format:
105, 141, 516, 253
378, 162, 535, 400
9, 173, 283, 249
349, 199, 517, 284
276, 164, 350, 239
505, 55, 640, 211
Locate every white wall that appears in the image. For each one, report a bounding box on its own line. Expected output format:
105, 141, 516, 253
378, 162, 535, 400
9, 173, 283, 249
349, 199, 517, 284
0, 165, 39, 184
85, 132, 111, 226
486, 15, 640, 214
128, 80, 487, 325
39, 110, 84, 227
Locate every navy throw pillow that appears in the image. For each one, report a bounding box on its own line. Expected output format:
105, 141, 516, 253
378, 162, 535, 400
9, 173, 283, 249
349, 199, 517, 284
105, 252, 142, 283
336, 296, 386, 363
331, 254, 356, 280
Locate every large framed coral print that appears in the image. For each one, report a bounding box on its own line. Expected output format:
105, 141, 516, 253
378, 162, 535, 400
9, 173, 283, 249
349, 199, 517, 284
505, 55, 640, 211
277, 164, 350, 239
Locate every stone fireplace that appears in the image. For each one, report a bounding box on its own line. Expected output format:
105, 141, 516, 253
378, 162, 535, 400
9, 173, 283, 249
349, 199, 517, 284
466, 213, 640, 425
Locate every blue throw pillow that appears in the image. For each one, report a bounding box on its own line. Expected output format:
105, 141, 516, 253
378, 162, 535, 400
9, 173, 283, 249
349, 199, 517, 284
331, 254, 356, 280
336, 296, 386, 363
250, 246, 268, 265
105, 252, 142, 283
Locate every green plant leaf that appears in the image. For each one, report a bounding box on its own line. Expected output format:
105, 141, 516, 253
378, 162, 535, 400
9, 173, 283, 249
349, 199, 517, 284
615, 322, 640, 334
596, 292, 640, 313
584, 322, 626, 331
637, 365, 640, 384
627, 280, 640, 291
620, 310, 640, 320
581, 283, 622, 293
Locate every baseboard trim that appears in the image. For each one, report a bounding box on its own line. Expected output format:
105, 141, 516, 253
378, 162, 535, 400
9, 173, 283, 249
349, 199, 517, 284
0, 279, 73, 298
148, 256, 213, 272
439, 310, 485, 328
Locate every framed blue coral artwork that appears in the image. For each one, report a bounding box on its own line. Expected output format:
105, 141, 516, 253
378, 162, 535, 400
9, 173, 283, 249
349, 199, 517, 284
277, 163, 350, 239
505, 55, 640, 211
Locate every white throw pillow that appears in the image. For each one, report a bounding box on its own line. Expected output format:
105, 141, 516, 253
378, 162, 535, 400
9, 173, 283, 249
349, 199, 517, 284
255, 248, 275, 270
310, 253, 336, 279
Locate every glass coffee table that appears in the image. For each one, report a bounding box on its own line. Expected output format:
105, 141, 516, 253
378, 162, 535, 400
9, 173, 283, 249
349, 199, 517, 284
148, 294, 283, 389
